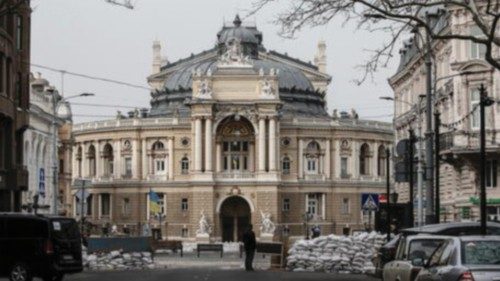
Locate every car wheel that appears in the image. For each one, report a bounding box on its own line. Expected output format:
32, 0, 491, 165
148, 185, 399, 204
43, 273, 64, 281
9, 263, 32, 281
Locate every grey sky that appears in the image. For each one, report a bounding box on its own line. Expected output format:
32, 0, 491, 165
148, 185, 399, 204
31, 0, 398, 124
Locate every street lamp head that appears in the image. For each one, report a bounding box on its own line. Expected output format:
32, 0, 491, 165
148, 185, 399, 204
379, 96, 394, 101
79, 93, 95, 97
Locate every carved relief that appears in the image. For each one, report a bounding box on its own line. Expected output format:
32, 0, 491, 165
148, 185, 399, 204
218, 38, 252, 67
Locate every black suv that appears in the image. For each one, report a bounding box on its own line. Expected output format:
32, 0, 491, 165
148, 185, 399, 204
0, 213, 83, 281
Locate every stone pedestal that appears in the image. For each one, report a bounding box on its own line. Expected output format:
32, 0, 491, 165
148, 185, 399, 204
196, 233, 210, 243
259, 233, 274, 242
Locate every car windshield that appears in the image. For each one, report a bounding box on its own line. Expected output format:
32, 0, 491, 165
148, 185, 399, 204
462, 240, 500, 265
50, 219, 80, 240
408, 239, 443, 261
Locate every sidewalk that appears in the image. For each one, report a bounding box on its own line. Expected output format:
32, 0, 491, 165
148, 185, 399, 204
154, 251, 272, 270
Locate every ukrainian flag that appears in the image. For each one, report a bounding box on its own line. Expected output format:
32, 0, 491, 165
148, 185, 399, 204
149, 190, 161, 215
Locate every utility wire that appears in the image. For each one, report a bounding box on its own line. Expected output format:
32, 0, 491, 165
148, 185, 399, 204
71, 102, 140, 109
31, 63, 152, 91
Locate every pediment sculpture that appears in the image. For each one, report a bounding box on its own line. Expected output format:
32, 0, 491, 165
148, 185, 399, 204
218, 38, 252, 67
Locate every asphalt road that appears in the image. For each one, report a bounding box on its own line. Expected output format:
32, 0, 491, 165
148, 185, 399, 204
57, 269, 381, 281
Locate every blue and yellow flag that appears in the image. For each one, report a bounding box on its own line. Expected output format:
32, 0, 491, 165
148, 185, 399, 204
149, 190, 161, 215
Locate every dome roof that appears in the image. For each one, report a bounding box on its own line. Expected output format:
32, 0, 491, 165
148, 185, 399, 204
162, 56, 314, 92
217, 15, 261, 45
149, 16, 328, 118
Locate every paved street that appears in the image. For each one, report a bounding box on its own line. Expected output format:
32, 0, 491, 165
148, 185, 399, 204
62, 269, 380, 281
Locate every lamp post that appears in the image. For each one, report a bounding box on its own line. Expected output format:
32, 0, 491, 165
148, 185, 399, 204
385, 148, 391, 241
48, 92, 94, 215
380, 96, 423, 226
479, 84, 494, 235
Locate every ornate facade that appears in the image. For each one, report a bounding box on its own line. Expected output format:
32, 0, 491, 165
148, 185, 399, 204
22, 73, 73, 214
389, 6, 500, 223
72, 16, 392, 241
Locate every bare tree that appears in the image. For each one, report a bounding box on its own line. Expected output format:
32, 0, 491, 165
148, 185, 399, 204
249, 0, 500, 83
0, 0, 26, 17
104, 0, 134, 9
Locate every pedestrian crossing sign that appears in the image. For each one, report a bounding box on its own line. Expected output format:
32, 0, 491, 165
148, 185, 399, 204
361, 193, 379, 211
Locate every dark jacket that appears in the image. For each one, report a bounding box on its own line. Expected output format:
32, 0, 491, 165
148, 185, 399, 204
242, 229, 256, 251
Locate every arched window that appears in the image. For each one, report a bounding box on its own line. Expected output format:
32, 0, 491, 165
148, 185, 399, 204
282, 156, 291, 175
217, 116, 254, 173
102, 143, 113, 176
377, 145, 386, 176
88, 145, 96, 177
152, 141, 166, 175
305, 141, 321, 174
152, 141, 164, 150
181, 157, 189, 174
359, 143, 370, 175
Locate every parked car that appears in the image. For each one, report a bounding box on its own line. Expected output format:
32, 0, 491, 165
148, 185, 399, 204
416, 236, 500, 281
372, 221, 500, 277
0, 213, 83, 281
383, 235, 450, 281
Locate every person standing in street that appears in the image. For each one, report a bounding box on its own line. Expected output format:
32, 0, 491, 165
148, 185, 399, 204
242, 224, 256, 271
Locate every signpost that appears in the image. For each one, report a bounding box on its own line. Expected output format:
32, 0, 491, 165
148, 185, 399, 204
362, 193, 379, 231
74, 179, 92, 235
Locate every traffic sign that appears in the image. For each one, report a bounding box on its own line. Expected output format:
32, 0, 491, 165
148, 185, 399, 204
362, 193, 379, 211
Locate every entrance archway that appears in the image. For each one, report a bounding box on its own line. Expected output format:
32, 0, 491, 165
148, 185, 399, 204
219, 196, 251, 242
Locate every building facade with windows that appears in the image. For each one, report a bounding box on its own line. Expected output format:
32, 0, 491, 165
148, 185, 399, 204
22, 73, 73, 214
72, 16, 392, 241
389, 7, 500, 223
0, 0, 31, 212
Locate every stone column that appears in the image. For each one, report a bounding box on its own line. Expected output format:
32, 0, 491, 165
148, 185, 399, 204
334, 140, 340, 179
298, 139, 304, 179
142, 139, 148, 179
194, 118, 203, 172
132, 139, 141, 179
95, 141, 101, 178
72, 144, 79, 179
168, 138, 174, 179
325, 139, 331, 179
352, 141, 359, 178
258, 117, 266, 171
249, 143, 254, 172
269, 117, 276, 171
372, 142, 378, 177
305, 193, 309, 213
114, 140, 121, 178
205, 118, 213, 172
216, 142, 222, 173
322, 193, 326, 219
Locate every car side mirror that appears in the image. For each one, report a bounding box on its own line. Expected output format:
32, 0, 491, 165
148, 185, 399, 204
412, 257, 424, 267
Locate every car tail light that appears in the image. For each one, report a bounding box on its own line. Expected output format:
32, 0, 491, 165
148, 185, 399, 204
459, 271, 474, 281
44, 239, 54, 255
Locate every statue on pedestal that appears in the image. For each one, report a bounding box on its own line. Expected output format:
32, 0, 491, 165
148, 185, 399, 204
259, 211, 276, 235
196, 211, 212, 235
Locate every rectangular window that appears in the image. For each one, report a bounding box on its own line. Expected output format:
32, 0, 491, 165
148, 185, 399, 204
470, 26, 486, 59
307, 158, 317, 173
155, 159, 165, 174
282, 159, 290, 174
15, 72, 21, 106
486, 160, 498, 188
283, 198, 290, 211
181, 228, 188, 238
157, 193, 166, 215
341, 198, 350, 214
122, 198, 131, 215
125, 157, 132, 176
307, 194, 318, 215
100, 193, 111, 216
341, 157, 348, 178
86, 194, 93, 216
15, 15, 22, 50
181, 198, 188, 211
470, 88, 480, 129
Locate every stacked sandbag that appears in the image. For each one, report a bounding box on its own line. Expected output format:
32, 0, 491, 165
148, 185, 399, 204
83, 247, 155, 271
286, 231, 386, 274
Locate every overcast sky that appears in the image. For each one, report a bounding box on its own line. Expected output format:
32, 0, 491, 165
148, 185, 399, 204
31, 0, 398, 124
